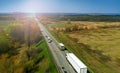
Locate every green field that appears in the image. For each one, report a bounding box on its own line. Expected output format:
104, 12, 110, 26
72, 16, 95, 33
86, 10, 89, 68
47, 22, 120, 73
36, 39, 58, 73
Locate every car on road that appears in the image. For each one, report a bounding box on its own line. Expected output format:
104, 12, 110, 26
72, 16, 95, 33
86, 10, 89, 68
58, 43, 66, 51
48, 39, 52, 43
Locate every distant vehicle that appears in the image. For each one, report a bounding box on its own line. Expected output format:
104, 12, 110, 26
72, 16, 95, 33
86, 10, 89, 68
41, 30, 43, 32
66, 53, 87, 73
47, 36, 50, 40
58, 43, 66, 51
61, 67, 68, 73
46, 36, 52, 43
64, 71, 67, 73
45, 35, 48, 38
48, 39, 52, 43
62, 67, 65, 69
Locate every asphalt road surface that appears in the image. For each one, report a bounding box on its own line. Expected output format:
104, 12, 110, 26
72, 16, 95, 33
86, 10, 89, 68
35, 18, 76, 73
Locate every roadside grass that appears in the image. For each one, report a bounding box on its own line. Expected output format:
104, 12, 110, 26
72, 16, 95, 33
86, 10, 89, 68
46, 23, 120, 73
36, 39, 58, 73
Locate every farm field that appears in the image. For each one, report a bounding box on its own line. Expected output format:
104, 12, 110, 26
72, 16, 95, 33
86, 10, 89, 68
1, 0, 120, 73
47, 21, 120, 73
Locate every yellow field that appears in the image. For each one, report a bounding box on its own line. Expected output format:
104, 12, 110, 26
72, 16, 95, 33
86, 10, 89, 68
48, 21, 120, 73
68, 28, 120, 60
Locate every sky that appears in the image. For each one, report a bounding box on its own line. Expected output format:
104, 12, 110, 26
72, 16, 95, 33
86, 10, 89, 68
0, 0, 120, 13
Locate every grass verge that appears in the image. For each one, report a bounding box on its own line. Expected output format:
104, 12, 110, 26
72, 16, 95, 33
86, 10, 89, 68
36, 39, 58, 73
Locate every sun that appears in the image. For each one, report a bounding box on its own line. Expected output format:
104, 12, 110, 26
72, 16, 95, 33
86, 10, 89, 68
22, 0, 40, 13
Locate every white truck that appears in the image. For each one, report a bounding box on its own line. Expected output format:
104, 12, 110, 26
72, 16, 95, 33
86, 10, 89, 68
66, 53, 87, 73
58, 43, 66, 51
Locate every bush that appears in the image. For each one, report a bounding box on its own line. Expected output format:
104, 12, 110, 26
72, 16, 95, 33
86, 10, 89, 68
0, 37, 12, 55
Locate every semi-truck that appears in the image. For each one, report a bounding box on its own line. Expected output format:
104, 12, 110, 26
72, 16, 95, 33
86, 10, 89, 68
58, 43, 66, 51
66, 53, 87, 73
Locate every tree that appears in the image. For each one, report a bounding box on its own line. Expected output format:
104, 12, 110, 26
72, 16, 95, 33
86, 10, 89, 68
0, 37, 12, 54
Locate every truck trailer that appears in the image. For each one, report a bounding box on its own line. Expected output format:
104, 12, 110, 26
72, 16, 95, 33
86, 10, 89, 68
66, 53, 87, 73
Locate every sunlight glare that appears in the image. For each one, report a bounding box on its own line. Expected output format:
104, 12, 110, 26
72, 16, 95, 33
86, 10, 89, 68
22, 0, 40, 13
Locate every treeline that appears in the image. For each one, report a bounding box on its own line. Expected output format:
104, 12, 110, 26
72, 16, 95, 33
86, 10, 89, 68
60, 15, 120, 22
0, 21, 41, 55
0, 16, 16, 21
0, 17, 43, 73
10, 22, 41, 46
38, 14, 120, 22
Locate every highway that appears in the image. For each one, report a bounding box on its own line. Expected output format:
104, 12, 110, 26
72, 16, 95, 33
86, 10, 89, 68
35, 18, 76, 73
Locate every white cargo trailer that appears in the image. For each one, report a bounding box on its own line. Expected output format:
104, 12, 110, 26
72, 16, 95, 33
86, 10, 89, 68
59, 43, 65, 50
66, 53, 87, 73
